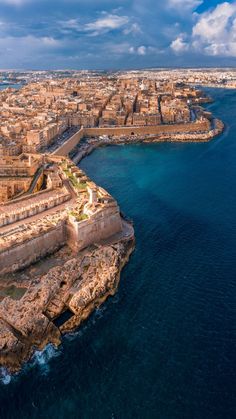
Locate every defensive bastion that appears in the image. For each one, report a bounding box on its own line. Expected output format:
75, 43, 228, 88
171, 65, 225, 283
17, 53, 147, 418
0, 154, 124, 275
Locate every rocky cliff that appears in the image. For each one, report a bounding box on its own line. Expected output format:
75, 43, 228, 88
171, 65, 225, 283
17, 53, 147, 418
0, 235, 134, 373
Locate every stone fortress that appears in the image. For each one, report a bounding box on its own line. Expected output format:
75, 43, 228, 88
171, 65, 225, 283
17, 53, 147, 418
0, 154, 123, 275
0, 73, 224, 373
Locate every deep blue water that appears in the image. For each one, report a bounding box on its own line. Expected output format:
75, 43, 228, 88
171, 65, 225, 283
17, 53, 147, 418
1, 88, 236, 419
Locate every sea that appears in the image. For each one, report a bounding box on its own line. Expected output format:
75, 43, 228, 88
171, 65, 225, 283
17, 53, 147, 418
0, 83, 22, 91
0, 88, 236, 419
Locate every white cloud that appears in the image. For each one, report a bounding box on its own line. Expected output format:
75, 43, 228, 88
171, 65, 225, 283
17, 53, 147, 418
170, 34, 189, 53
192, 2, 236, 49
106, 43, 161, 57
0, 35, 63, 68
107, 42, 132, 55
192, 1, 236, 56
129, 45, 162, 56
170, 2, 236, 57
168, 0, 203, 11
0, 0, 29, 5
123, 23, 142, 36
84, 14, 129, 34
61, 19, 80, 30
60, 13, 132, 37
137, 45, 146, 55
41, 37, 60, 47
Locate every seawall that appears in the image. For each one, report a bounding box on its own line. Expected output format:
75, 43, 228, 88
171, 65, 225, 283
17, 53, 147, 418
52, 120, 211, 157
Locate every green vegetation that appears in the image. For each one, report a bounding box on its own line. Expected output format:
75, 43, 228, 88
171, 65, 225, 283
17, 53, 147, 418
77, 182, 87, 190
63, 168, 87, 190
69, 211, 88, 222
77, 213, 88, 221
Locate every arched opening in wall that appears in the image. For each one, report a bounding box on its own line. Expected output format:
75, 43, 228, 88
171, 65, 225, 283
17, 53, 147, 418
131, 132, 135, 136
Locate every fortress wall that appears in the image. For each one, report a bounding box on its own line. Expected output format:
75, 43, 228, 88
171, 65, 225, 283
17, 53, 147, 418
53, 127, 84, 156
52, 120, 211, 157
84, 120, 210, 137
0, 178, 31, 202
2, 185, 53, 207
0, 189, 70, 227
0, 205, 122, 274
66, 206, 122, 252
0, 222, 67, 274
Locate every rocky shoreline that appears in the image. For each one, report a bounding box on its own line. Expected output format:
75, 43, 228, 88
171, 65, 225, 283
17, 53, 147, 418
0, 227, 134, 373
71, 118, 224, 165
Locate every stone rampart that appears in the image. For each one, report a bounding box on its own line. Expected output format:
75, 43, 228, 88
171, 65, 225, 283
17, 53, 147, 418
66, 205, 122, 252
0, 222, 66, 274
84, 120, 210, 137
0, 187, 71, 227
52, 127, 84, 156
53, 120, 211, 157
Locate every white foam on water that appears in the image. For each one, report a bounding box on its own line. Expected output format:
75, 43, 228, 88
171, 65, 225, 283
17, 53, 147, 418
0, 367, 12, 385
31, 344, 61, 375
65, 330, 82, 341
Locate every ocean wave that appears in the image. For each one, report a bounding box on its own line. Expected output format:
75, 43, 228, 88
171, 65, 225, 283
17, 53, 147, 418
0, 367, 12, 385
31, 344, 61, 375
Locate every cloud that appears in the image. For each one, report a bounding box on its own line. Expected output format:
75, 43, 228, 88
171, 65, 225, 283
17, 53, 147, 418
59, 13, 133, 37
170, 34, 189, 53
61, 19, 80, 30
167, 0, 203, 11
0, 35, 63, 68
84, 14, 129, 35
123, 23, 142, 35
129, 45, 162, 56
106, 43, 161, 57
0, 0, 29, 5
0, 0, 236, 68
137, 45, 146, 55
192, 1, 236, 56
107, 42, 132, 55
170, 2, 236, 58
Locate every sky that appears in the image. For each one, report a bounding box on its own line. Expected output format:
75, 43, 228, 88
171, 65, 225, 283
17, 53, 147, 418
0, 0, 236, 69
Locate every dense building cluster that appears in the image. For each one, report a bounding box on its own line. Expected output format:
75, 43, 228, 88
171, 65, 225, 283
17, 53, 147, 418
0, 76, 205, 156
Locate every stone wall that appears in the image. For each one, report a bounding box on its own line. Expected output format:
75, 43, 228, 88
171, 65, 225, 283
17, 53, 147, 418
0, 178, 31, 202
84, 120, 210, 137
52, 127, 84, 156
53, 120, 211, 157
0, 204, 122, 274
0, 222, 67, 274
0, 187, 71, 227
66, 205, 122, 252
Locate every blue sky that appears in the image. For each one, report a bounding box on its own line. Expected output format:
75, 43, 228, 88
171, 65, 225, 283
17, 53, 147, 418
0, 0, 235, 69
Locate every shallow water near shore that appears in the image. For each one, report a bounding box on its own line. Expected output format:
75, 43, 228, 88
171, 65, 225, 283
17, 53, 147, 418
1, 88, 236, 418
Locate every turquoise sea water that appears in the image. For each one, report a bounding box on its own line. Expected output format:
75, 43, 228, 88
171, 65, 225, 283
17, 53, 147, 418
1, 88, 236, 418
0, 83, 22, 90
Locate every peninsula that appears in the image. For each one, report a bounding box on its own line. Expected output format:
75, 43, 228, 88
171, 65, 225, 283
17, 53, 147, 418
0, 72, 224, 374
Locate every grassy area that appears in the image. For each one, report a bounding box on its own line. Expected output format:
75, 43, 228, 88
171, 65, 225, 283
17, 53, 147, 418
69, 211, 88, 222
63, 168, 87, 190
77, 182, 87, 190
